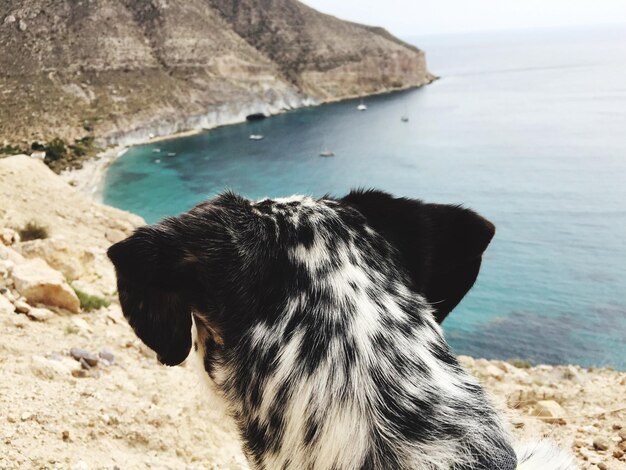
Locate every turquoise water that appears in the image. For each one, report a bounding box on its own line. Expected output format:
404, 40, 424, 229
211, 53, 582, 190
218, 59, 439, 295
103, 28, 626, 369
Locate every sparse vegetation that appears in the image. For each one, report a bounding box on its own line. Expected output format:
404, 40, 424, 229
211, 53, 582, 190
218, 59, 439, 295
18, 220, 49, 241
72, 286, 110, 312
0, 144, 24, 155
44, 138, 68, 162
508, 358, 532, 369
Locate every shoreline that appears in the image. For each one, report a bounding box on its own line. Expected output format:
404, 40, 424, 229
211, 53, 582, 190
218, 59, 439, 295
61, 80, 438, 199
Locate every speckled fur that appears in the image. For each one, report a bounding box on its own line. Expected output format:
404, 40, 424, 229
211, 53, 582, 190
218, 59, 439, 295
108, 190, 577, 470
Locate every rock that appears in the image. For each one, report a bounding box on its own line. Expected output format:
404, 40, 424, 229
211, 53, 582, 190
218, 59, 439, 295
0, 259, 14, 278
614, 449, 624, 459
0, 228, 20, 246
30, 151, 46, 161
483, 364, 505, 380
70, 347, 98, 367
30, 355, 74, 380
597, 463, 608, 470
619, 429, 626, 441
574, 438, 587, 448
105, 229, 127, 244
18, 20, 27, 31
70, 317, 92, 335
20, 412, 33, 421
457, 355, 475, 368
11, 258, 80, 312
534, 400, 566, 423
14, 300, 30, 313
593, 436, 610, 451
71, 369, 89, 378
3, 15, 16, 25
0, 244, 25, 263
99, 348, 115, 364
17, 238, 95, 281
79, 357, 92, 370
26, 307, 54, 321
0, 293, 14, 314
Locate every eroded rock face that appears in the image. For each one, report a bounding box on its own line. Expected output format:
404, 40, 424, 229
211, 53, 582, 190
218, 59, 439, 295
17, 238, 96, 281
0, 0, 432, 144
11, 258, 80, 313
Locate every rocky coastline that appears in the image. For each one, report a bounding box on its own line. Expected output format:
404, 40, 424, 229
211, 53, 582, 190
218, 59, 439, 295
0, 154, 624, 469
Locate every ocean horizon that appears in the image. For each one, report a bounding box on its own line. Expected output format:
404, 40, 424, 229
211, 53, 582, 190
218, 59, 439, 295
103, 26, 626, 369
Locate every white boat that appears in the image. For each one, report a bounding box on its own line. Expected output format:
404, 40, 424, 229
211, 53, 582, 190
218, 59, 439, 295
152, 148, 161, 153
154, 159, 161, 164
249, 134, 264, 141
357, 101, 367, 111
167, 152, 177, 157
319, 150, 335, 157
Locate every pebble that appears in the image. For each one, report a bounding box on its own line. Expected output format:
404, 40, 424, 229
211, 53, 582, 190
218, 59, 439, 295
574, 438, 587, 448
613, 449, 624, 459
79, 357, 92, 370
14, 300, 30, 313
27, 307, 54, 321
593, 436, 610, 451
70, 348, 99, 367
71, 369, 89, 378
98, 348, 115, 364
534, 400, 566, 423
619, 429, 626, 441
597, 463, 608, 470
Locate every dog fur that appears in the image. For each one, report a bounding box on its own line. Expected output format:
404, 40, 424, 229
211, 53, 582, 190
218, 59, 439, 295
108, 190, 577, 470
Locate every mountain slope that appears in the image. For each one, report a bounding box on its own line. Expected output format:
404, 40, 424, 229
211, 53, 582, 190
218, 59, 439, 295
0, 0, 433, 146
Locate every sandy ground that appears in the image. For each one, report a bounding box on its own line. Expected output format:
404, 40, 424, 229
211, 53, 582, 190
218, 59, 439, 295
1, 304, 624, 470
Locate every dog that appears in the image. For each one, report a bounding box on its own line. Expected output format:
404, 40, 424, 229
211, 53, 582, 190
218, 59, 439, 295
108, 189, 577, 470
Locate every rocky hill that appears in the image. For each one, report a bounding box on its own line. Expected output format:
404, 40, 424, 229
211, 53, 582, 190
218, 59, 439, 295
0, 155, 625, 469
0, 0, 434, 148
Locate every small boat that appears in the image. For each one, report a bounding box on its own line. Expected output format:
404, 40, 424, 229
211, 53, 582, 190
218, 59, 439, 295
155, 159, 161, 164
167, 152, 177, 157
401, 116, 409, 122
319, 150, 335, 157
357, 101, 367, 111
152, 148, 161, 153
249, 134, 264, 141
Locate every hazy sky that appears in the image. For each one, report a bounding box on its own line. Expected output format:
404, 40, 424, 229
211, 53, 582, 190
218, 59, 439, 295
301, 0, 626, 36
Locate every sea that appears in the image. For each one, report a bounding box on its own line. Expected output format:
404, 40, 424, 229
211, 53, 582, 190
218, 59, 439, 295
103, 27, 626, 369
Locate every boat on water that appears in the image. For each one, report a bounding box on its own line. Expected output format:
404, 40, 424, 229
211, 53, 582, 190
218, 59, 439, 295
152, 148, 161, 153
249, 134, 264, 141
319, 150, 335, 157
401, 116, 409, 122
357, 101, 367, 111
167, 152, 176, 157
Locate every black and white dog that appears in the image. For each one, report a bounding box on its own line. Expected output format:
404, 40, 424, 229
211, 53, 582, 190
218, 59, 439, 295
108, 190, 577, 470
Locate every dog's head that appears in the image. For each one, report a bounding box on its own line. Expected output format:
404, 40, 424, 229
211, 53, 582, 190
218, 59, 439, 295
107, 190, 494, 366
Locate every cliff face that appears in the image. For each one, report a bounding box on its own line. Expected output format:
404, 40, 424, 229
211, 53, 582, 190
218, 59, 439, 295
0, 0, 433, 145
208, 0, 433, 98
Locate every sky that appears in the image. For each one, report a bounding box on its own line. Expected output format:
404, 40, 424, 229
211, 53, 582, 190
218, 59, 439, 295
301, 0, 626, 36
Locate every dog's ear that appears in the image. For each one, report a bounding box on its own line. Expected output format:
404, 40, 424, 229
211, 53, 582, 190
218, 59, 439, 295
107, 224, 194, 366
342, 190, 495, 323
